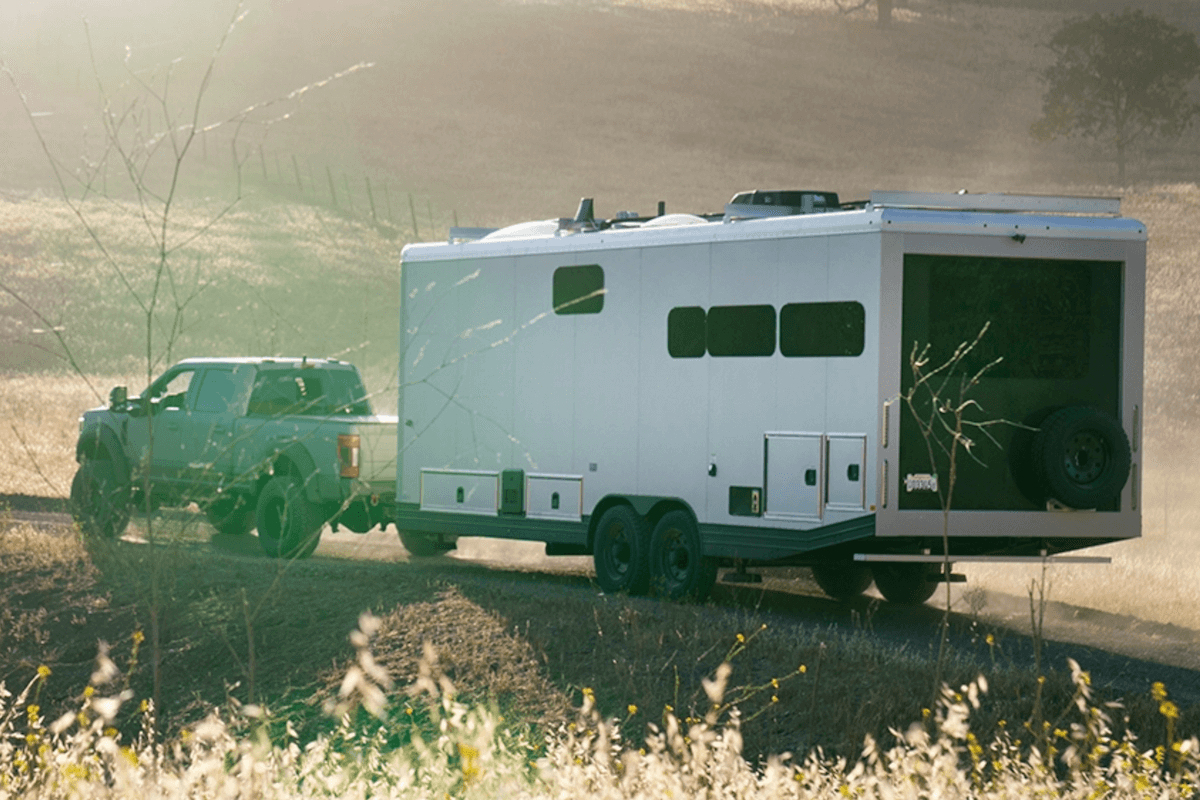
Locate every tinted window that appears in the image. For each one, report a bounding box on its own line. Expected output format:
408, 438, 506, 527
248, 369, 372, 417
667, 306, 706, 358
707, 305, 776, 357
553, 265, 604, 315
780, 302, 865, 357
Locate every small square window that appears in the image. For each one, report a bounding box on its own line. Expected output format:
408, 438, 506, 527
553, 265, 604, 315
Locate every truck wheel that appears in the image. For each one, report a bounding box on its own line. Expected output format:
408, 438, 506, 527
255, 475, 322, 559
1032, 406, 1130, 509
69, 460, 131, 540
811, 562, 874, 601
649, 510, 717, 601
872, 563, 939, 605
399, 530, 454, 557
592, 505, 651, 595
204, 495, 255, 536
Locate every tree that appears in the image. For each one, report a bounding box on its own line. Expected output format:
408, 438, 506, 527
1031, 10, 1200, 185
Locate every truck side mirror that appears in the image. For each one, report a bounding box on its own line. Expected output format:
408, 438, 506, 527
109, 386, 128, 409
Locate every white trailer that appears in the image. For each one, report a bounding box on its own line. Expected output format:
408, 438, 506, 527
396, 190, 1144, 603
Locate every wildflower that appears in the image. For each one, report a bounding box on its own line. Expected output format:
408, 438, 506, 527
798, 665, 807, 674
1161, 701, 1180, 720
985, 633, 995, 645
760, 623, 767, 630
132, 631, 145, 645
36, 665, 51, 679
83, 686, 94, 698
736, 633, 745, 643
771, 678, 779, 689
26, 704, 40, 720
627, 704, 638, 715
665, 704, 674, 713
1037, 675, 1045, 684
1152, 681, 1168, 702
139, 699, 149, 713
104, 727, 118, 738
771, 695, 779, 703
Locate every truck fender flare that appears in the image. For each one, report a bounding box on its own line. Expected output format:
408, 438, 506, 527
76, 424, 131, 484
266, 442, 321, 502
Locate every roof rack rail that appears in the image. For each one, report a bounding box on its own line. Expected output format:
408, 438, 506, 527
868, 191, 1120, 216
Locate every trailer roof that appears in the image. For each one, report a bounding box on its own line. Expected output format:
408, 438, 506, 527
402, 193, 1146, 263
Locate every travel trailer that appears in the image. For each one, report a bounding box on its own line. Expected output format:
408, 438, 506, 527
395, 190, 1144, 604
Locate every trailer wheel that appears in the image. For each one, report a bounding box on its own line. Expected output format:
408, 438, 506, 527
69, 459, 131, 540
811, 562, 874, 601
1032, 406, 1130, 509
399, 530, 454, 557
872, 563, 939, 605
593, 505, 651, 595
649, 510, 717, 601
255, 475, 322, 559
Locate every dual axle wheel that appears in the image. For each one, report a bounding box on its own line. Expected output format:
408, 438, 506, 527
592, 506, 718, 601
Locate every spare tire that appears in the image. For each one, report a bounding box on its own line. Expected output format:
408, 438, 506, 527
1031, 406, 1130, 510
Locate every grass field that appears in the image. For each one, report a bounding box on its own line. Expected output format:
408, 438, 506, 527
3, 0, 1200, 793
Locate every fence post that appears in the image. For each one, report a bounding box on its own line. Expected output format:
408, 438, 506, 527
409, 193, 419, 240
365, 176, 377, 221
326, 165, 338, 207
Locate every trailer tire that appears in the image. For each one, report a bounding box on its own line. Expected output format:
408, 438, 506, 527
649, 510, 717, 601
1032, 406, 1130, 510
255, 475, 322, 559
69, 459, 131, 540
204, 495, 255, 537
399, 530, 455, 557
872, 563, 939, 605
593, 505, 651, 595
811, 562, 874, 601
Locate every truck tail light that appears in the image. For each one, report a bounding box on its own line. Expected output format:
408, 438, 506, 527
338, 434, 360, 478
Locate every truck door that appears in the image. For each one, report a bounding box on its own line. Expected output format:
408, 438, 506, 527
126, 366, 197, 489
183, 365, 256, 494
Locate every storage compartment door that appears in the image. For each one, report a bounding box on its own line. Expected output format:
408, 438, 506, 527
420, 469, 499, 515
826, 435, 867, 511
764, 433, 823, 521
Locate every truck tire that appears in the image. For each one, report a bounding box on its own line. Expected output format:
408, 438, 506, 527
872, 563, 939, 605
399, 530, 454, 557
592, 505, 651, 595
69, 459, 131, 540
255, 475, 322, 559
811, 562, 874, 601
204, 495, 255, 537
649, 510, 717, 601
1031, 406, 1130, 510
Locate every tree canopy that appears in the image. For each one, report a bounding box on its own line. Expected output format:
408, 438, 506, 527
1031, 10, 1200, 184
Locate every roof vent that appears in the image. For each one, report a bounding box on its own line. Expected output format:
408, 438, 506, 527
724, 190, 840, 221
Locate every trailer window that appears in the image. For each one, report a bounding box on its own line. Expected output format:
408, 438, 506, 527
780, 301, 865, 357
707, 305, 776, 357
553, 265, 605, 315
667, 306, 706, 358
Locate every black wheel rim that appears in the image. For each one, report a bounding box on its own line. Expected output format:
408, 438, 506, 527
602, 522, 632, 578
660, 527, 690, 585
1063, 430, 1108, 484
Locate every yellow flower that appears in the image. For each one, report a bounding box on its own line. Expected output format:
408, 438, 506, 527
36, 665, 51, 679
736, 633, 745, 643
104, 727, 118, 739
771, 678, 779, 689
798, 665, 807, 674
26, 705, 39, 719
132, 631, 145, 645
1152, 682, 1168, 702
627, 704, 638, 715
139, 700, 149, 713
83, 686, 94, 698
771, 695, 779, 703
985, 633, 995, 645
1161, 701, 1180, 720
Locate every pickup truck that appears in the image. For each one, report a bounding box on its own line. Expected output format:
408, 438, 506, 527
70, 357, 398, 558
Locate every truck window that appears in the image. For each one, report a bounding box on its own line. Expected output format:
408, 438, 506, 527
780, 301, 865, 357
707, 304, 776, 357
194, 366, 255, 414
553, 265, 605, 315
248, 369, 373, 417
147, 369, 196, 410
